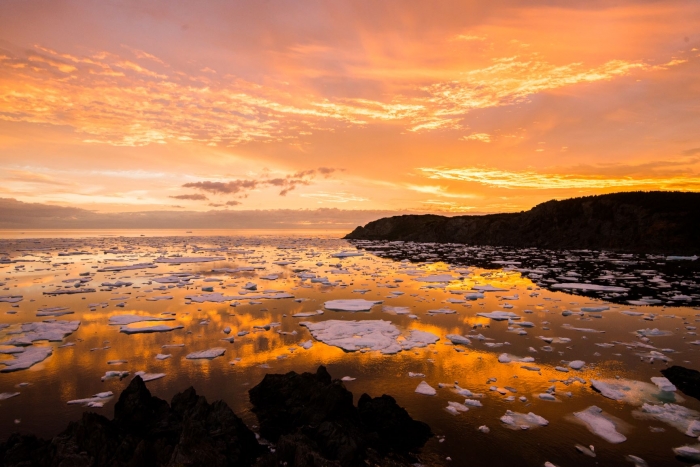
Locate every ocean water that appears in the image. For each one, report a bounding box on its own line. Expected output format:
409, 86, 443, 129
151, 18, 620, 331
0, 230, 699, 466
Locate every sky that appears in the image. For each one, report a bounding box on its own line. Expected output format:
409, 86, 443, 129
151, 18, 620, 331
0, 0, 699, 227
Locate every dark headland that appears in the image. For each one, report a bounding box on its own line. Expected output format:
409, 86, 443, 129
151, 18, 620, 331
345, 191, 700, 254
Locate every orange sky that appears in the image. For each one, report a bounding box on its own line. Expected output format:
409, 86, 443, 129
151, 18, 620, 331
0, 0, 699, 217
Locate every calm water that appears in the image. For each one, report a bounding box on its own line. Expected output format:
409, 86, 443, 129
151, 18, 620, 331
0, 230, 699, 467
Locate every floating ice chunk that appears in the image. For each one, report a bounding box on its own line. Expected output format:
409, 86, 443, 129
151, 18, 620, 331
427, 307, 456, 315
478, 425, 490, 433
36, 307, 74, 317
155, 354, 171, 360
415, 381, 437, 396
575, 444, 596, 457
624, 455, 648, 467
498, 353, 534, 364
573, 406, 627, 443
446, 401, 469, 415
1, 321, 80, 346
119, 324, 184, 334
133, 371, 166, 382
538, 393, 557, 401
330, 251, 364, 258
100, 371, 129, 381
98, 263, 157, 272
146, 295, 173, 301
569, 360, 586, 370
409, 372, 425, 378
323, 299, 382, 312
109, 315, 175, 325
581, 306, 609, 312
67, 391, 114, 407
472, 284, 508, 292
260, 274, 279, 280
551, 283, 628, 292
382, 306, 411, 315
500, 410, 548, 429
0, 392, 20, 400
620, 310, 644, 316
155, 256, 225, 264
446, 334, 471, 345
672, 444, 700, 461
0, 295, 22, 303
186, 347, 226, 359
590, 379, 671, 405
561, 324, 603, 333
415, 274, 459, 283
101, 281, 133, 288
227, 292, 294, 300
477, 311, 520, 321
300, 319, 438, 354
650, 377, 677, 392
292, 310, 323, 318
636, 328, 672, 337
185, 292, 236, 303
634, 403, 700, 436
666, 255, 698, 261
341, 376, 356, 381
301, 340, 313, 350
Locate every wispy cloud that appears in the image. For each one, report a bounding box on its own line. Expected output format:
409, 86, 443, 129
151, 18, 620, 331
300, 192, 369, 203
0, 44, 675, 147
182, 167, 341, 199
419, 166, 700, 190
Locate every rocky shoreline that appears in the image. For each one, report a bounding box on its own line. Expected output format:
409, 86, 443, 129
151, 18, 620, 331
344, 192, 700, 254
0, 366, 432, 467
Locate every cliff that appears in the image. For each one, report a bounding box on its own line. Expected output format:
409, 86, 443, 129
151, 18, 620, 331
344, 191, 700, 254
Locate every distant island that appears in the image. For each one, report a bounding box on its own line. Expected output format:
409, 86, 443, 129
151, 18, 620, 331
345, 191, 700, 254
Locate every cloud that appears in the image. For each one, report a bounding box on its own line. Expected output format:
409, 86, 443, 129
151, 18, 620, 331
0, 41, 677, 147
461, 133, 491, 143
182, 167, 340, 197
299, 192, 369, 203
182, 180, 258, 195
169, 193, 208, 201
419, 166, 700, 190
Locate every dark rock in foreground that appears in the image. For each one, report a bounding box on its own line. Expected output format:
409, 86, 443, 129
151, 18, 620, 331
0, 376, 263, 467
661, 366, 700, 401
250, 366, 432, 467
345, 191, 700, 254
0, 367, 431, 467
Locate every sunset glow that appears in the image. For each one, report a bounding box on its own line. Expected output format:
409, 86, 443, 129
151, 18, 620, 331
1, 0, 699, 221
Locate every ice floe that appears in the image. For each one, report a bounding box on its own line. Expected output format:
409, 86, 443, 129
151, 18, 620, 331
323, 299, 382, 312
500, 410, 549, 430
185, 347, 226, 359
415, 381, 437, 396
572, 406, 627, 443
119, 324, 184, 334
0, 346, 53, 372
300, 319, 438, 354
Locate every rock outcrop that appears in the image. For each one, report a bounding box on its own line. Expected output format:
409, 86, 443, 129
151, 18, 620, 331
0, 367, 431, 467
250, 366, 432, 466
0, 376, 263, 467
661, 366, 700, 401
344, 191, 700, 254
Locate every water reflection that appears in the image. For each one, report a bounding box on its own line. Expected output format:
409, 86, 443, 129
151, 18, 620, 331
1, 233, 699, 466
